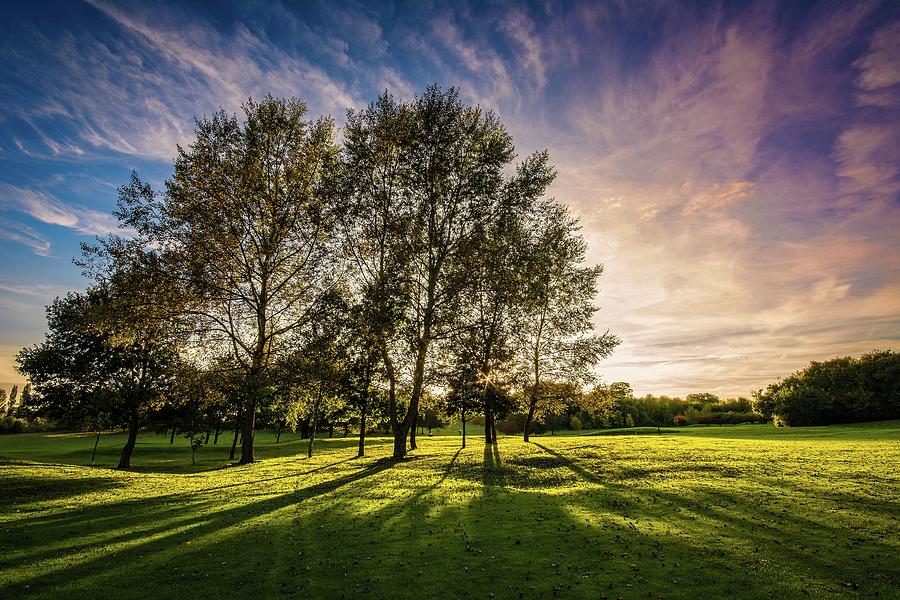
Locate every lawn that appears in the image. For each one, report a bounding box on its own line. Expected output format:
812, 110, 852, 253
0, 423, 898, 599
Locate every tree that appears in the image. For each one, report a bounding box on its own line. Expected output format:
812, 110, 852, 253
16, 384, 32, 417
341, 86, 517, 458
446, 152, 554, 445
340, 91, 413, 459
112, 96, 341, 464
16, 284, 178, 468
752, 351, 900, 426
183, 430, 206, 466
0, 388, 7, 416
515, 199, 619, 441
8, 385, 18, 415
686, 392, 719, 410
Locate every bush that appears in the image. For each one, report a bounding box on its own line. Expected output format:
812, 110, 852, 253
569, 415, 582, 430
672, 415, 687, 426
754, 350, 900, 426
0, 416, 27, 434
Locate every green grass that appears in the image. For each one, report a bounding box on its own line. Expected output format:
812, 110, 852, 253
1, 422, 898, 599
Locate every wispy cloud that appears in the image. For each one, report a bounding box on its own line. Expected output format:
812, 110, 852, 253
0, 219, 52, 256
0, 0, 897, 398
1, 0, 364, 161
532, 3, 900, 396
0, 183, 120, 236
853, 19, 900, 107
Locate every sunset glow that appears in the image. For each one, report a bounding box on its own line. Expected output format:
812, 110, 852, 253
1, 0, 898, 397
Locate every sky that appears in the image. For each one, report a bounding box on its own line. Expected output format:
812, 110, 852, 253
0, 0, 898, 398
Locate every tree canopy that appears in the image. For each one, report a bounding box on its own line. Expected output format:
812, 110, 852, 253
15, 86, 620, 464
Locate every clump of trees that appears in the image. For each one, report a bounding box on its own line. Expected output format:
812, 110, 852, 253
752, 351, 899, 426
14, 86, 619, 466
540, 383, 765, 433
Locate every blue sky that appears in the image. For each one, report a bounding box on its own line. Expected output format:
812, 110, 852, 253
1, 0, 898, 397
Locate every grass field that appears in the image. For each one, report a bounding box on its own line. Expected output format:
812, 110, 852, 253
1, 423, 898, 599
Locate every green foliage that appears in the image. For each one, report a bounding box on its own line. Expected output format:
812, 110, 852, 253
685, 392, 719, 408
16, 289, 178, 428
0, 416, 27, 434
183, 431, 206, 466
515, 198, 620, 439
753, 350, 900, 426
569, 415, 582, 430
0, 416, 55, 434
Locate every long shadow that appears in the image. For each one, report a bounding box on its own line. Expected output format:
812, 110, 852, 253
2, 455, 398, 592
4, 438, 898, 599
482, 442, 506, 488
0, 475, 120, 509
531, 441, 603, 484
292, 457, 395, 503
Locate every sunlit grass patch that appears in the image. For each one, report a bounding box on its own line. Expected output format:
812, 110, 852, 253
1, 422, 898, 599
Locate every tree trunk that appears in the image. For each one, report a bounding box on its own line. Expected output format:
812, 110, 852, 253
410, 411, 418, 450
491, 421, 497, 443
383, 344, 410, 459
213, 421, 222, 445
462, 410, 467, 449
229, 422, 240, 461
357, 404, 367, 458
524, 314, 544, 444
299, 416, 311, 439
485, 410, 494, 444
238, 393, 257, 465
276, 427, 282, 444
204, 426, 211, 445
307, 383, 323, 459
117, 409, 140, 469
357, 354, 371, 458
90, 429, 101, 465
523, 400, 537, 443
343, 423, 349, 437
169, 420, 176, 444
394, 332, 430, 458
307, 409, 318, 459
328, 423, 334, 438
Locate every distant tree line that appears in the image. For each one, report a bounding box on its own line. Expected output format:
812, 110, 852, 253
0, 383, 47, 433
13, 86, 620, 467
751, 351, 899, 426
484, 384, 767, 435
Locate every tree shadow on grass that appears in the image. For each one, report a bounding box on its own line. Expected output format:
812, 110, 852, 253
482, 442, 506, 488
3, 439, 898, 599
0, 454, 399, 597
0, 475, 120, 509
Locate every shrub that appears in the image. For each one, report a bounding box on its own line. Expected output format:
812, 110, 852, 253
754, 350, 900, 426
569, 415, 582, 430
672, 415, 687, 426
0, 416, 27, 434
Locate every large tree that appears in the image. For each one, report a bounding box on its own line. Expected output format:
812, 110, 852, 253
339, 91, 411, 457
16, 283, 178, 468
515, 199, 620, 441
445, 151, 557, 444
342, 87, 516, 458
115, 96, 341, 464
